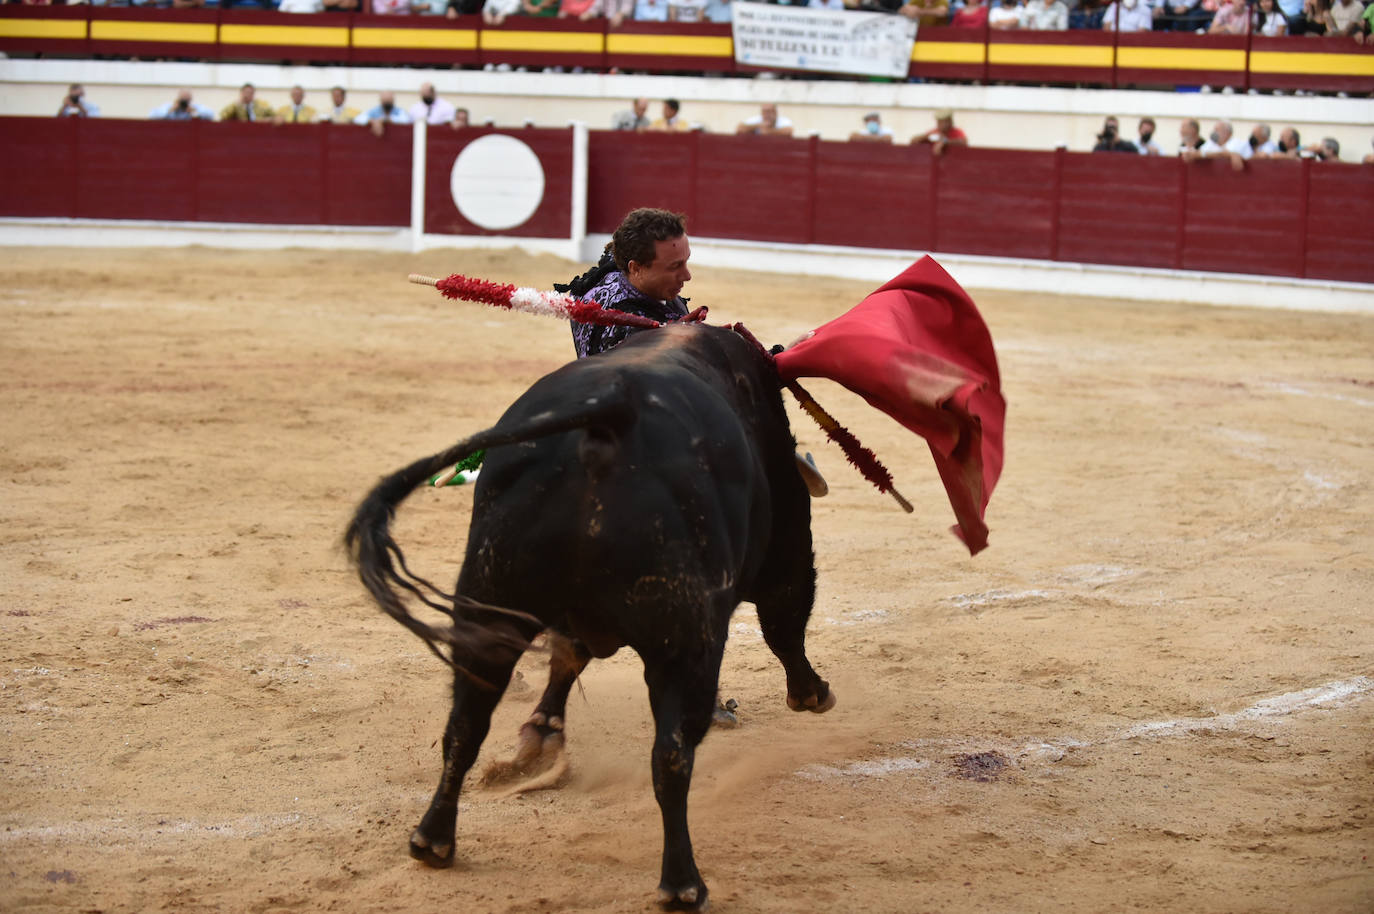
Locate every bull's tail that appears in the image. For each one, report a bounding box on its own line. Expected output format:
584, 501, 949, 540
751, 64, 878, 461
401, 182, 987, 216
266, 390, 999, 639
344, 388, 634, 679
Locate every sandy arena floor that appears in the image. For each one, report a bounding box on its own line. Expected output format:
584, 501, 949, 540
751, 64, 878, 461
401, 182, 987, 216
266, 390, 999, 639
1, 246, 1370, 913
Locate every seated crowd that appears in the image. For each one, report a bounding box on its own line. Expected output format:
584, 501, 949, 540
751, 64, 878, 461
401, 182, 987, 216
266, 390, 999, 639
12, 0, 1374, 40
55, 82, 1373, 163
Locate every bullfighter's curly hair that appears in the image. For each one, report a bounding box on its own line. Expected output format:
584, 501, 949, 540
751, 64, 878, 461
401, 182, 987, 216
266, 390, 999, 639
610, 208, 687, 274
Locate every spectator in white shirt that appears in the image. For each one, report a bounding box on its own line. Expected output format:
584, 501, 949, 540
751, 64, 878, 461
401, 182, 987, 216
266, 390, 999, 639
1101, 0, 1153, 30
1019, 0, 1068, 28
408, 83, 456, 126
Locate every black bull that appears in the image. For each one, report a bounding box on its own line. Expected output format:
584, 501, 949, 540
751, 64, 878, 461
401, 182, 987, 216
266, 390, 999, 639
346, 322, 836, 911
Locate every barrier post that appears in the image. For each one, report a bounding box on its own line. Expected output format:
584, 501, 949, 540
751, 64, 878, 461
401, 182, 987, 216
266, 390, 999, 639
410, 118, 426, 254
570, 121, 588, 260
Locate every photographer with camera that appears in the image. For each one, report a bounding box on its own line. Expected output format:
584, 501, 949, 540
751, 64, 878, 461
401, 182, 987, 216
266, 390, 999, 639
1092, 116, 1140, 154
150, 90, 215, 122
56, 84, 100, 119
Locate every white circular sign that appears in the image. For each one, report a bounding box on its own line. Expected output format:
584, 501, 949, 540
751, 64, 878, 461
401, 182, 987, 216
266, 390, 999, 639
449, 135, 546, 231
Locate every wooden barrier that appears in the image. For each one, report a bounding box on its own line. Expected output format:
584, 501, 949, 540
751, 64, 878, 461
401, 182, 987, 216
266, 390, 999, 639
2, 118, 1371, 284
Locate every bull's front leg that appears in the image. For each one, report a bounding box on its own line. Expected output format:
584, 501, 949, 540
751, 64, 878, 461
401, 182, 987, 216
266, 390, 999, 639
644, 657, 718, 912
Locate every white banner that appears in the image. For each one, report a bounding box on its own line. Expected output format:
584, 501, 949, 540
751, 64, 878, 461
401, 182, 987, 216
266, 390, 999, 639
731, 2, 917, 80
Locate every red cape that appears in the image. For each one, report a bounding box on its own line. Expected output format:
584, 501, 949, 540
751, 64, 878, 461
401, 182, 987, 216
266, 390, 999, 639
773, 256, 1005, 555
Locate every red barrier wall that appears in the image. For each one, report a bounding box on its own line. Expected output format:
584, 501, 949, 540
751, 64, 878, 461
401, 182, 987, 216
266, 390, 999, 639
0, 117, 410, 227
424, 127, 573, 238
3, 118, 1371, 285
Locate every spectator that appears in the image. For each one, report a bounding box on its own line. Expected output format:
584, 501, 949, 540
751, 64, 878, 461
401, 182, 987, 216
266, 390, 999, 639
989, 0, 1023, 26
355, 92, 413, 139
704, 0, 733, 21
320, 87, 360, 124
373, 0, 431, 12
447, 0, 485, 13
56, 84, 99, 118
1274, 0, 1303, 31
850, 112, 895, 144
1184, 119, 1250, 170
1208, 0, 1254, 33
809, 0, 847, 8
1070, 0, 1109, 28
670, 0, 710, 18
219, 84, 275, 123
560, 0, 602, 17
649, 98, 692, 132
1178, 118, 1205, 154
1102, 0, 1154, 30
323, 0, 360, 10
634, 0, 670, 20
452, 107, 472, 128
279, 0, 325, 11
901, 0, 950, 23
149, 89, 214, 121
1261, 126, 1301, 158
522, 0, 559, 15
1296, 0, 1330, 34
409, 82, 456, 125
601, 0, 637, 25
276, 86, 317, 125
736, 103, 794, 137
1134, 116, 1162, 155
1360, 0, 1374, 40
1246, 124, 1279, 156
482, 0, 522, 23
1303, 137, 1341, 161
1255, 0, 1288, 33
1328, 0, 1364, 34
1020, 0, 1068, 28
917, 109, 967, 156
1092, 116, 1140, 153
1161, 0, 1210, 30
612, 98, 652, 131
950, 0, 990, 25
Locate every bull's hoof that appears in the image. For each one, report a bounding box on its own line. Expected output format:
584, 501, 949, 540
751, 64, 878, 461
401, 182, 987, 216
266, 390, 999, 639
480, 713, 566, 788
408, 829, 454, 869
657, 880, 709, 912
786, 685, 837, 714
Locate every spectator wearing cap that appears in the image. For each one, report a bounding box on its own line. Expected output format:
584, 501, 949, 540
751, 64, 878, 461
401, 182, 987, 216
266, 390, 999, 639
850, 112, 895, 144
917, 109, 967, 156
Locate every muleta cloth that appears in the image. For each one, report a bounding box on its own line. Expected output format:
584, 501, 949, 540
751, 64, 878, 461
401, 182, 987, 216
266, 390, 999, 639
773, 256, 1005, 555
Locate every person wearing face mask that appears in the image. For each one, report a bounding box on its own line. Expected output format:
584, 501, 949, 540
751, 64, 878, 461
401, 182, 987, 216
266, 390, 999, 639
1182, 118, 1249, 171
850, 112, 895, 144
1134, 117, 1162, 155
1267, 126, 1301, 158
408, 82, 456, 126
1092, 116, 1141, 153
1246, 124, 1279, 157
1101, 0, 1154, 30
355, 91, 413, 139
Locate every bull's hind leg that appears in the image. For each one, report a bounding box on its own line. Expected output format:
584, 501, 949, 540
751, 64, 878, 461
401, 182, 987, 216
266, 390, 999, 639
753, 533, 835, 714
480, 633, 591, 791
409, 626, 532, 868
643, 647, 722, 912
